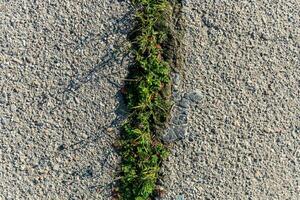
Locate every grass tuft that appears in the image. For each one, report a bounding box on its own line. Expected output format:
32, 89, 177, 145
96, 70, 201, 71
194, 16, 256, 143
117, 0, 181, 199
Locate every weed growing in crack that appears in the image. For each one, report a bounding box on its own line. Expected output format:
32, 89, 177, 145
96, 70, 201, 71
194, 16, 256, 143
116, 0, 180, 199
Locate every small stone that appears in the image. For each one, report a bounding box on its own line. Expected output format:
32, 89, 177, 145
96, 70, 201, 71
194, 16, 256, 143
173, 125, 188, 139
162, 125, 188, 142
187, 89, 203, 103
20, 164, 26, 170
0, 93, 7, 104
171, 72, 181, 89
73, 96, 80, 104
25, 56, 34, 64
1, 117, 10, 125
32, 179, 39, 185
38, 168, 49, 174
254, 171, 261, 179
162, 129, 177, 143
12, 57, 23, 64
107, 127, 114, 132
53, 164, 59, 171
81, 133, 88, 139
176, 195, 185, 200
172, 113, 188, 125
10, 104, 17, 112
178, 98, 190, 109
172, 91, 182, 102
264, 127, 273, 133
58, 144, 66, 151
19, 154, 26, 162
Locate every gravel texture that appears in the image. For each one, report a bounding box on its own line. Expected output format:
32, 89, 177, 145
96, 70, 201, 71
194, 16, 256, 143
1, 0, 299, 199
162, 0, 300, 199
0, 0, 132, 199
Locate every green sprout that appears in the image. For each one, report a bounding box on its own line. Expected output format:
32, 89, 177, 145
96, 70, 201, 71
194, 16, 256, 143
117, 0, 180, 199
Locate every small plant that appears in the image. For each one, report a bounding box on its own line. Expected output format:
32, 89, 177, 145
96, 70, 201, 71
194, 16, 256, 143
117, 0, 180, 199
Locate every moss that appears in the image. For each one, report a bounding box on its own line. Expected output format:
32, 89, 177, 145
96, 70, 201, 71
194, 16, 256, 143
118, 0, 179, 199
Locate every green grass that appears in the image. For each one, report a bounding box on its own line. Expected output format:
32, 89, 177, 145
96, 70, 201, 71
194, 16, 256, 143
116, 0, 179, 199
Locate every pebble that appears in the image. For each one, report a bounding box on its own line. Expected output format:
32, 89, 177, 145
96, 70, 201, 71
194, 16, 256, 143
52, 164, 59, 171
176, 195, 185, 200
187, 89, 203, 103
0, 93, 7, 104
1, 117, 10, 126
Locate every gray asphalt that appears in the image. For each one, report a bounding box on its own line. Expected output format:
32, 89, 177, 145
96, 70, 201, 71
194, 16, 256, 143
161, 0, 300, 199
1, 0, 299, 200
1, 0, 131, 199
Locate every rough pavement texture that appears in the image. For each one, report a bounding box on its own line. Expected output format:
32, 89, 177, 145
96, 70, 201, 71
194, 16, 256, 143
0, 0, 132, 199
161, 0, 300, 199
0, 0, 299, 200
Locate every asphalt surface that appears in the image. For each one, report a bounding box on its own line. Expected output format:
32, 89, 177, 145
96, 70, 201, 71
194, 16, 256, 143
161, 0, 300, 199
1, 0, 299, 199
1, 0, 131, 199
